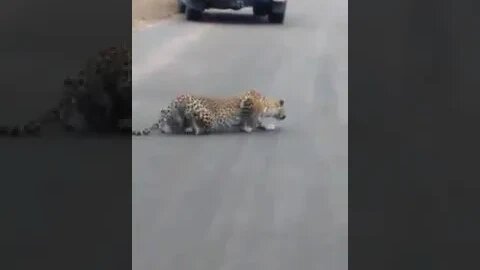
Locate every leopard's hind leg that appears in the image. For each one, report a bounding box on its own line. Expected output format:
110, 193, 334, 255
174, 109, 195, 134
189, 110, 213, 135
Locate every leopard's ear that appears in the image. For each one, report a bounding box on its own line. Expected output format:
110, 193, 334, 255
279, 99, 284, 106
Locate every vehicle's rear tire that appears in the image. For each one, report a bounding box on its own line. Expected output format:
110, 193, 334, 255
268, 12, 285, 24
186, 7, 202, 21
177, 0, 186, 13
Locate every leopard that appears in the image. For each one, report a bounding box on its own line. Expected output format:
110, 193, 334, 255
132, 89, 286, 136
0, 45, 132, 137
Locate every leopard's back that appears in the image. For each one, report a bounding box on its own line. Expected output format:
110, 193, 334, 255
184, 95, 247, 130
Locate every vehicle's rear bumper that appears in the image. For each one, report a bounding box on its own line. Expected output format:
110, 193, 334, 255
208, 0, 255, 9
183, 0, 208, 11
183, 0, 286, 12
186, 0, 269, 10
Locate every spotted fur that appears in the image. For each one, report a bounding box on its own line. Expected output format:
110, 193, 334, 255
0, 46, 132, 137
132, 90, 286, 136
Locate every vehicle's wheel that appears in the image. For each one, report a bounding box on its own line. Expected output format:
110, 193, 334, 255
253, 5, 268, 16
186, 7, 202, 21
177, 0, 186, 13
268, 12, 285, 24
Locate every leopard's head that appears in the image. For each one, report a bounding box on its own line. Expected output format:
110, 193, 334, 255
241, 90, 286, 120
259, 97, 286, 120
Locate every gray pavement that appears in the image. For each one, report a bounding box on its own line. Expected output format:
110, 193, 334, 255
132, 0, 348, 269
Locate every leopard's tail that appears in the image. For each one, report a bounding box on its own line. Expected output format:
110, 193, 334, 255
0, 122, 41, 137
132, 122, 160, 136
0, 108, 60, 137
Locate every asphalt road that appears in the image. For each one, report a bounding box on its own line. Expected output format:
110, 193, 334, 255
132, 1, 348, 269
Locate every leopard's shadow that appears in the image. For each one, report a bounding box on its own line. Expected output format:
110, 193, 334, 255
150, 126, 284, 137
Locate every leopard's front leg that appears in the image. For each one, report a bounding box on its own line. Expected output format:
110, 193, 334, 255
256, 119, 276, 131
240, 117, 257, 133
239, 97, 259, 133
